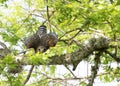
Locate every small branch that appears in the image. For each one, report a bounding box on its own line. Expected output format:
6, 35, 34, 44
49, 22, 65, 33
105, 50, 120, 62
68, 30, 82, 40
59, 20, 89, 42
64, 64, 76, 78
24, 65, 34, 85
87, 52, 101, 86
59, 28, 81, 40
46, 0, 51, 32
42, 10, 55, 25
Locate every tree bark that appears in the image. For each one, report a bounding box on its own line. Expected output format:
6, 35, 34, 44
22, 36, 110, 67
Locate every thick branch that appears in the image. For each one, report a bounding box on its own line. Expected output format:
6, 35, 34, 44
0, 36, 110, 71
49, 36, 109, 64
0, 36, 111, 75
23, 36, 110, 67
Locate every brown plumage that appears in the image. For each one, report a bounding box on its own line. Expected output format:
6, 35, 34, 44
24, 25, 58, 53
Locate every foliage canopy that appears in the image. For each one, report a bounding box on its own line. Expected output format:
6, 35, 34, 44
0, 0, 120, 86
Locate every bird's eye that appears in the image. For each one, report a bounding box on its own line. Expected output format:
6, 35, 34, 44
43, 48, 46, 52
38, 49, 41, 51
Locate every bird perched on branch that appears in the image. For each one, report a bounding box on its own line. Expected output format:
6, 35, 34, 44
24, 25, 58, 53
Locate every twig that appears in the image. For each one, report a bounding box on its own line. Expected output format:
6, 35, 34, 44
59, 20, 89, 41
69, 30, 82, 40
49, 21, 65, 33
59, 28, 82, 40
24, 65, 34, 85
46, 0, 52, 32
105, 50, 120, 62
42, 10, 55, 25
58, 39, 69, 44
64, 64, 76, 78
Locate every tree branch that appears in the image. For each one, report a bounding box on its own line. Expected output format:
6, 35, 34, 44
87, 51, 101, 86
46, 0, 51, 31
59, 20, 89, 41
0, 35, 110, 72
24, 65, 34, 85
22, 36, 110, 71
104, 50, 120, 62
59, 28, 82, 40
64, 64, 76, 78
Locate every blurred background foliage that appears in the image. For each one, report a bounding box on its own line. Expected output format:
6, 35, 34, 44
0, 0, 120, 86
